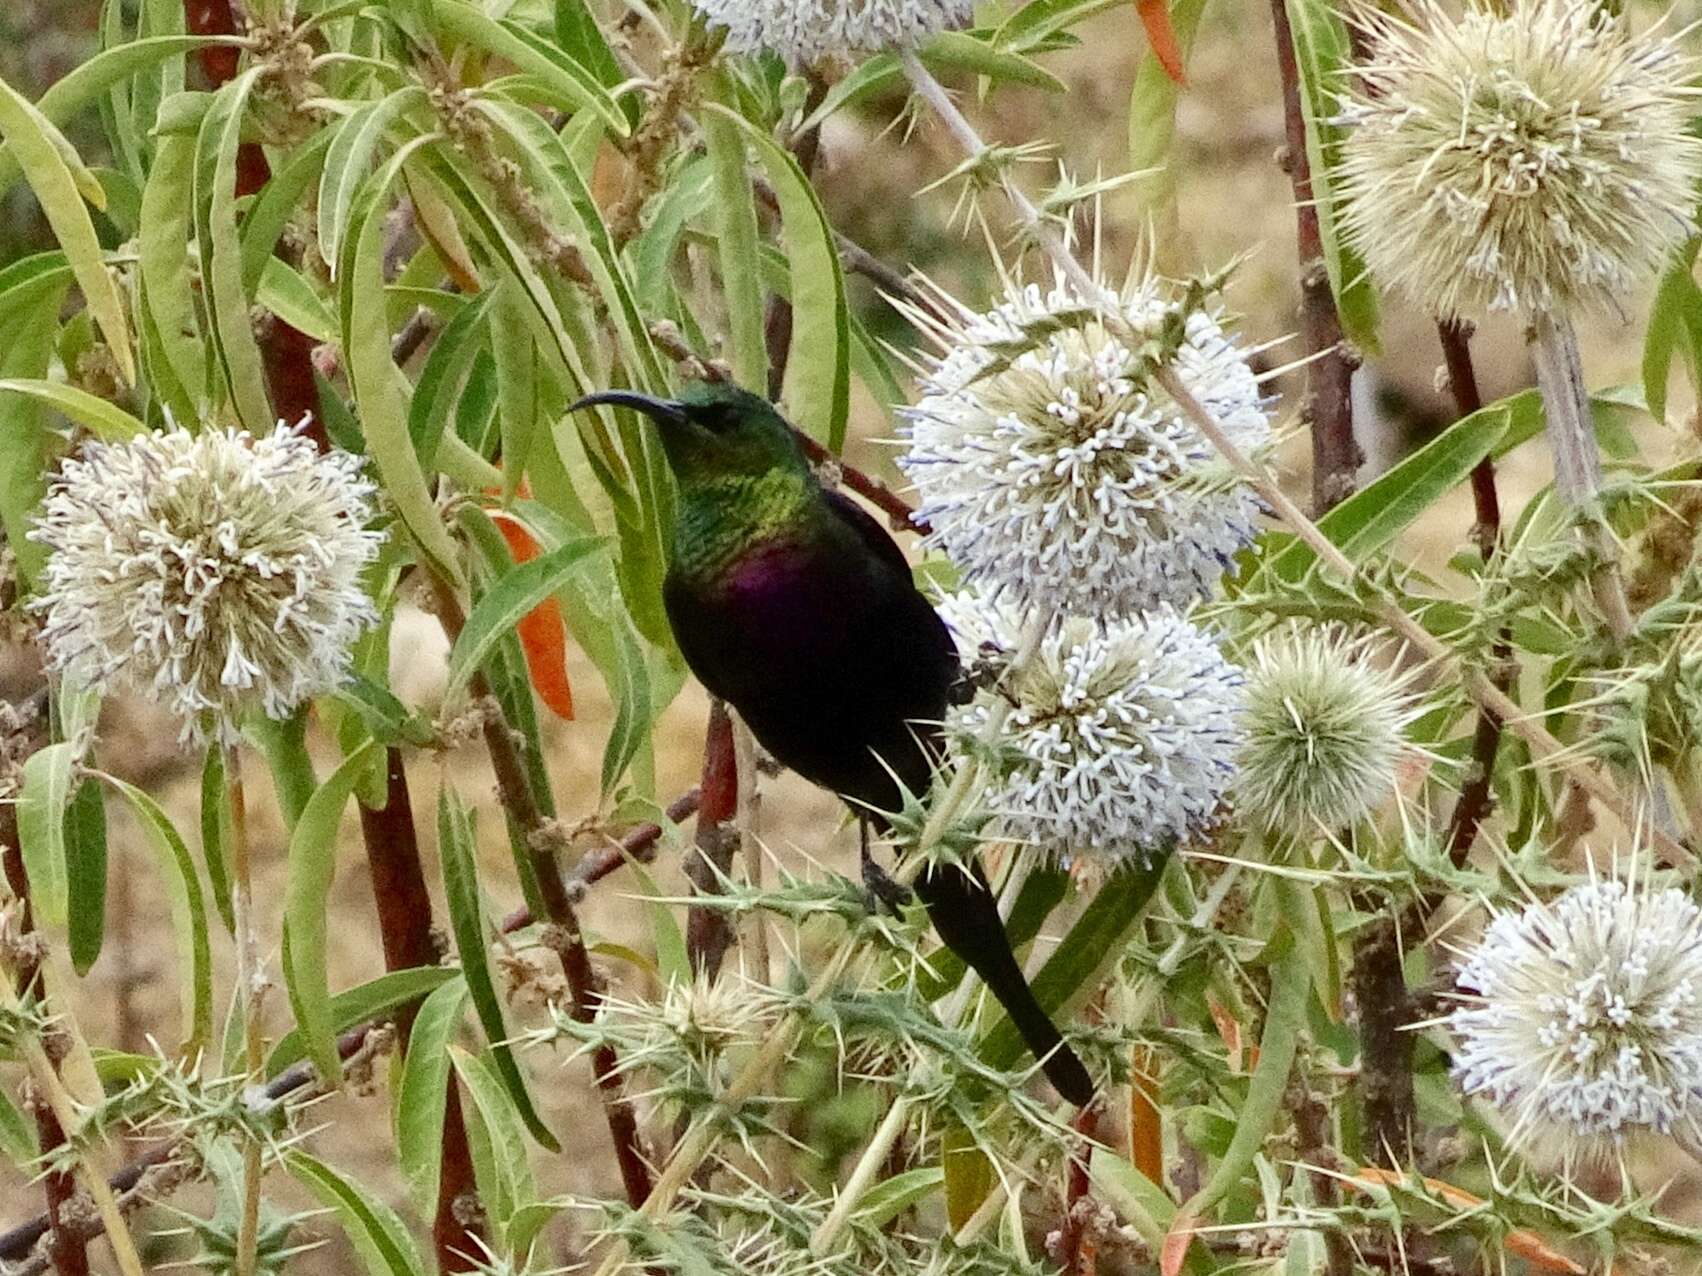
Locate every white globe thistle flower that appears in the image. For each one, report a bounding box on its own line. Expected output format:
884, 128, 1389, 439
1234, 627, 1422, 836
693, 0, 972, 64
31, 422, 384, 743
1338, 0, 1702, 320
937, 591, 1246, 861
898, 272, 1271, 619
1447, 877, 1702, 1146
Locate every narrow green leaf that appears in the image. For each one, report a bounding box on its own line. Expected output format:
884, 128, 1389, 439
341, 136, 467, 587
265, 966, 458, 1076
199, 744, 236, 934
17, 742, 75, 929
64, 774, 106, 975
707, 105, 851, 449
0, 77, 133, 383
438, 784, 559, 1150
0, 269, 66, 589
396, 976, 470, 1219
281, 739, 382, 1084
1284, 0, 1379, 351
703, 83, 768, 392
0, 379, 144, 441
137, 132, 206, 417
95, 773, 214, 1055
855, 1167, 944, 1226
429, 2, 630, 136
979, 855, 1170, 1073
1168, 939, 1310, 1267
1129, 0, 1208, 224
194, 68, 271, 429
492, 279, 539, 499
318, 86, 428, 273
445, 535, 603, 696
287, 1151, 426, 1276
408, 289, 493, 474
1644, 238, 1702, 423
450, 1042, 542, 1231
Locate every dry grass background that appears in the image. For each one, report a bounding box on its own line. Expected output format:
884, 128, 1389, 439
0, 1, 1693, 1269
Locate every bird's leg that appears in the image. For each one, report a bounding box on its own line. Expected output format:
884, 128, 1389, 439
859, 818, 912, 913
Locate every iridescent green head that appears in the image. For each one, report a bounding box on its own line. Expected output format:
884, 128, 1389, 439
567, 380, 811, 486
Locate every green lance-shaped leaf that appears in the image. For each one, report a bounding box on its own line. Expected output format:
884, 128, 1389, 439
199, 744, 237, 934
491, 278, 540, 499
0, 74, 133, 385
318, 85, 428, 274
706, 105, 851, 451
138, 132, 207, 418
437, 784, 560, 1150
17, 742, 76, 929
287, 1151, 426, 1276
1284, 0, 1380, 352
703, 79, 768, 393
0, 263, 68, 590
0, 379, 145, 441
94, 773, 214, 1055
396, 976, 470, 1220
64, 772, 106, 975
979, 854, 1171, 1073
340, 135, 468, 588
266, 967, 459, 1076
444, 534, 604, 698
1129, 0, 1208, 226
0, 35, 223, 195
1161, 937, 1311, 1276
450, 1042, 542, 1241
1254, 397, 1512, 583
282, 739, 382, 1084
1644, 238, 1702, 423
241, 127, 333, 292
193, 67, 271, 431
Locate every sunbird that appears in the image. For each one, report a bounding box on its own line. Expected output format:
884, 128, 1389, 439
568, 380, 1094, 1106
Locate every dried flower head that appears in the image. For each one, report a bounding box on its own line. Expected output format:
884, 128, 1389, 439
1448, 876, 1702, 1147
1234, 627, 1421, 836
692, 0, 972, 64
31, 422, 383, 742
939, 592, 1245, 860
899, 271, 1271, 619
1338, 0, 1702, 319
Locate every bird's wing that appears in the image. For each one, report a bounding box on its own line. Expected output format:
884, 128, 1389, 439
821, 488, 916, 578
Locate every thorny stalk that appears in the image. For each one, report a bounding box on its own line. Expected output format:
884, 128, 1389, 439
225, 745, 264, 1276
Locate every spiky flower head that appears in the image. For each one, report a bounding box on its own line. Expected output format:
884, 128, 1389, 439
692, 0, 972, 64
898, 270, 1271, 620
31, 422, 383, 743
1447, 876, 1702, 1147
938, 591, 1245, 860
1234, 626, 1422, 836
1338, 0, 1702, 319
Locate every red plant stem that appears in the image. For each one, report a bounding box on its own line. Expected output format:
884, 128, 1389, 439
1268, 0, 1361, 513
1435, 320, 1511, 868
428, 578, 653, 1209
184, 0, 330, 450
1059, 1104, 1101, 1276
358, 748, 484, 1271
684, 704, 740, 978
0, 714, 88, 1276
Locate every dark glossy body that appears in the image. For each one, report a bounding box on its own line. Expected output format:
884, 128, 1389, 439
571, 382, 1093, 1105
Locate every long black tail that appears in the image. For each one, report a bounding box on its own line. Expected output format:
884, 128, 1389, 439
914, 863, 1095, 1107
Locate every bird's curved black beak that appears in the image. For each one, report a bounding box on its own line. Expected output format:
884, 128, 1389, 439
566, 390, 690, 431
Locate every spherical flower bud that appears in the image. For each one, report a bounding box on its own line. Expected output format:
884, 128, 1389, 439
1234, 626, 1421, 836
1447, 877, 1702, 1147
31, 422, 384, 743
692, 0, 972, 65
898, 272, 1271, 620
938, 591, 1245, 860
1338, 0, 1702, 319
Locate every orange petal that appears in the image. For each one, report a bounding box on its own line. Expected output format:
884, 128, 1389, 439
492, 511, 575, 721
1129, 1045, 1167, 1186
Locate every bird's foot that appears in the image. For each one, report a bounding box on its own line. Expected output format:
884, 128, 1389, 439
860, 853, 913, 916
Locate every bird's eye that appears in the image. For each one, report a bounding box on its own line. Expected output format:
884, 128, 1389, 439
694, 403, 739, 434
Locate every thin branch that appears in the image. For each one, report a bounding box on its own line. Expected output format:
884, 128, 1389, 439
684, 703, 740, 979
1268, 0, 1362, 512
